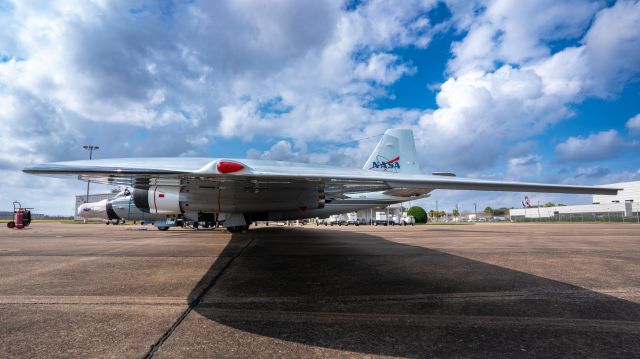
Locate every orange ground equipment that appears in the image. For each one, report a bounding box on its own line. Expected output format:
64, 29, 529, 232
6, 201, 32, 229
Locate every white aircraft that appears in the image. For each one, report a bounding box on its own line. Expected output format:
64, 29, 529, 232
77, 189, 170, 227
25, 129, 618, 232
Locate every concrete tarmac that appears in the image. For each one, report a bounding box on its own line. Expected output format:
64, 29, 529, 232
1, 222, 639, 358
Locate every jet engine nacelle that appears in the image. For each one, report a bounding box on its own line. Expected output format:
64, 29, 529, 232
133, 186, 182, 214
133, 185, 325, 215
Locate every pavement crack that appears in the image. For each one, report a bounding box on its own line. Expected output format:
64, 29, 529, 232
143, 233, 257, 359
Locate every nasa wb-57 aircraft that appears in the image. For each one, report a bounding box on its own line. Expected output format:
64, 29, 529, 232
25, 129, 618, 232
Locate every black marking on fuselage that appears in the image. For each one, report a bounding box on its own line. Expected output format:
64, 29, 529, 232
106, 200, 120, 220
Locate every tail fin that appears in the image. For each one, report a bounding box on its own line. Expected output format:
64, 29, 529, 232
363, 129, 420, 174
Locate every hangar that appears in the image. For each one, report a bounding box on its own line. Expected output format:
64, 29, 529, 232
509, 181, 640, 221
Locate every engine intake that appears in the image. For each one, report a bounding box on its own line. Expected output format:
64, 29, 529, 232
132, 186, 182, 214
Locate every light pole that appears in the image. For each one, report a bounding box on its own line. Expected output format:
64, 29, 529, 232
474, 203, 477, 222
83, 145, 99, 203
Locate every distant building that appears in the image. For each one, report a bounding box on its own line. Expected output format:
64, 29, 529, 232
355, 204, 408, 224
509, 181, 640, 220
592, 181, 640, 205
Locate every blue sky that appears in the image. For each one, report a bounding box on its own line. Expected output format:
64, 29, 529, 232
0, 0, 639, 214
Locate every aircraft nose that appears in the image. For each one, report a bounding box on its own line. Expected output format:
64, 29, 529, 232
77, 203, 99, 218
77, 203, 90, 217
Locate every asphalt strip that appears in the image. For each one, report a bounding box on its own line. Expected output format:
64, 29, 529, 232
143, 231, 258, 358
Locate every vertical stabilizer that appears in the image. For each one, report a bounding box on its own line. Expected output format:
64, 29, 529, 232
363, 129, 420, 174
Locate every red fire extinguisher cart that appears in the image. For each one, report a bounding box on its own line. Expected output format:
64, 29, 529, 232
6, 201, 32, 229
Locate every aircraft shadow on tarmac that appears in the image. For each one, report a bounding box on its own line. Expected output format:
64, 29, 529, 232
187, 227, 640, 358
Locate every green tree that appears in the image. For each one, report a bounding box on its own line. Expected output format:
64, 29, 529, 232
407, 206, 428, 223
484, 206, 493, 214
452, 208, 460, 217
544, 202, 555, 207
493, 208, 507, 216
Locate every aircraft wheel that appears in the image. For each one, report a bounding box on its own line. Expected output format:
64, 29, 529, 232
227, 224, 249, 233
157, 226, 169, 231
7, 221, 15, 228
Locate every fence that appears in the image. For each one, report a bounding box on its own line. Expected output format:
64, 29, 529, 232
511, 211, 640, 223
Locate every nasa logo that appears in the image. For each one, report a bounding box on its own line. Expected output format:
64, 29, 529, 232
370, 156, 401, 171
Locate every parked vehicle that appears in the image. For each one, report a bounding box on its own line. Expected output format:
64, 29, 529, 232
373, 211, 389, 226
401, 215, 415, 226
346, 212, 360, 226
329, 214, 347, 226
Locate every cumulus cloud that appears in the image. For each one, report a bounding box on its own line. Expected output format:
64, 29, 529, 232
555, 130, 622, 162
414, 0, 640, 172
567, 167, 640, 185
627, 113, 640, 132
573, 166, 611, 179
448, 0, 602, 76
247, 140, 305, 162
354, 53, 416, 85
506, 154, 542, 180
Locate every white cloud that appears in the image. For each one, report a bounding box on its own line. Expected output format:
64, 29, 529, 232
507, 154, 542, 180
414, 0, 640, 172
354, 53, 415, 85
416, 65, 568, 171
555, 130, 622, 162
448, 0, 602, 75
565, 167, 640, 185
247, 140, 304, 162
627, 114, 640, 132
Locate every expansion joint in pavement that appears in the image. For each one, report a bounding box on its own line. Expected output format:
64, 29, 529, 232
143, 233, 257, 359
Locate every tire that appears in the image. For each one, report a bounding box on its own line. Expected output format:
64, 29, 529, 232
157, 226, 169, 231
7, 221, 15, 228
227, 224, 249, 233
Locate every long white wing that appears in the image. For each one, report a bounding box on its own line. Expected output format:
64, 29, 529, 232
23, 157, 619, 195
